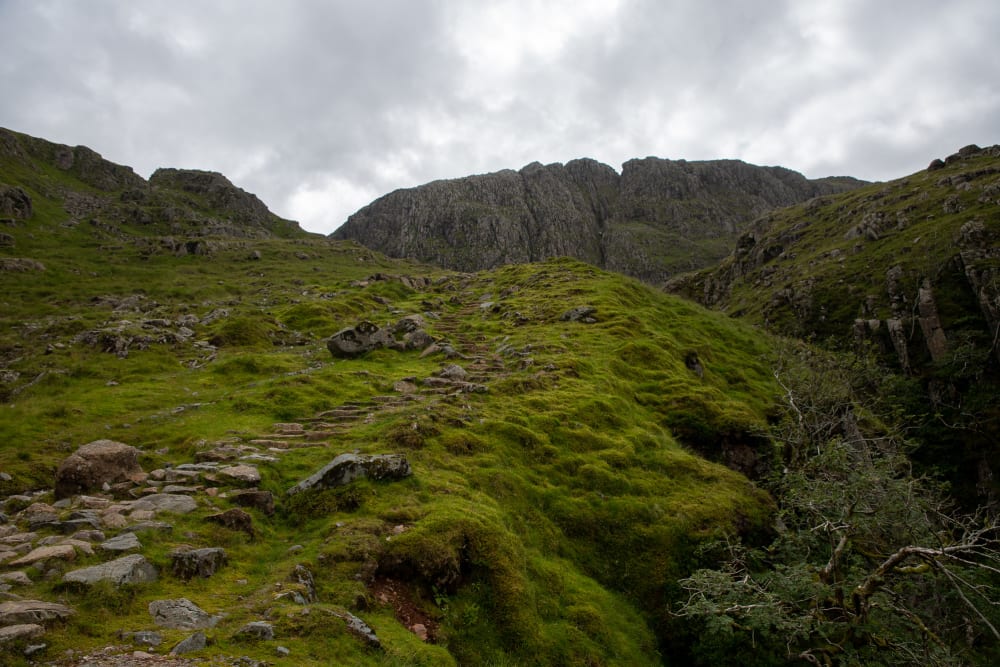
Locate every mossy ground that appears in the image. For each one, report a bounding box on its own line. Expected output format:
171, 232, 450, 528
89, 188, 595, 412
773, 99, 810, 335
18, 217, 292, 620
1, 144, 787, 665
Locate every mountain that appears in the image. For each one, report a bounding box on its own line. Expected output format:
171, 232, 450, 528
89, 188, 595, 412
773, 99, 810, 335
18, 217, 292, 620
0, 129, 788, 665
4, 128, 997, 665
0, 127, 306, 246
332, 157, 866, 284
668, 143, 1000, 504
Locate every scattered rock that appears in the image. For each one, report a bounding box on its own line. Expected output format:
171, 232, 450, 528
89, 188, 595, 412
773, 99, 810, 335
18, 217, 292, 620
0, 571, 31, 587
438, 364, 467, 381
561, 305, 597, 323
229, 490, 275, 516
0, 623, 45, 643
0, 599, 74, 626
205, 508, 254, 537
330, 609, 381, 649
127, 630, 163, 647
218, 464, 261, 486
287, 453, 411, 495
171, 547, 227, 580
149, 598, 221, 630
171, 631, 207, 654
234, 621, 274, 641
100, 532, 142, 552
128, 493, 197, 515
327, 321, 401, 358
0, 257, 44, 272
63, 554, 158, 586
10, 544, 77, 566
54, 440, 143, 499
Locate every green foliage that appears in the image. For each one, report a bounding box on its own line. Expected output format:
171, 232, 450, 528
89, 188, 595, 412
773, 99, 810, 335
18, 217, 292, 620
675, 346, 1000, 666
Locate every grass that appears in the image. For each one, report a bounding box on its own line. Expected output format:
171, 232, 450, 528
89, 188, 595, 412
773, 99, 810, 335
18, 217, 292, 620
1, 128, 790, 665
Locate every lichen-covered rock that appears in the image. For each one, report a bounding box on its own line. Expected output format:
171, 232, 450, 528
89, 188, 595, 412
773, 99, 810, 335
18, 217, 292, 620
0, 599, 74, 626
327, 321, 402, 358
148, 598, 221, 630
287, 453, 411, 495
0, 184, 32, 219
63, 554, 158, 586
54, 439, 143, 499
171, 547, 227, 580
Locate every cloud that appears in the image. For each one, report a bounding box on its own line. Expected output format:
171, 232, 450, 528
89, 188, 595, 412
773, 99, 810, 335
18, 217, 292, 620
1, 0, 998, 233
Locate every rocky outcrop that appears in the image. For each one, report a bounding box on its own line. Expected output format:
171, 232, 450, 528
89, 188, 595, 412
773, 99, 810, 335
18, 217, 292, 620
0, 184, 32, 220
333, 157, 864, 283
327, 316, 435, 358
149, 168, 281, 231
287, 453, 411, 495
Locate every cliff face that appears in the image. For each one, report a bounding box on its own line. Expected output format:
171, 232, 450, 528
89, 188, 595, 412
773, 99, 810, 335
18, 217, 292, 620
332, 156, 864, 282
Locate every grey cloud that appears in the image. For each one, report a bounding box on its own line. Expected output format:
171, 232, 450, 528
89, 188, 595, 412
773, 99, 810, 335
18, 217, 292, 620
1, 0, 998, 233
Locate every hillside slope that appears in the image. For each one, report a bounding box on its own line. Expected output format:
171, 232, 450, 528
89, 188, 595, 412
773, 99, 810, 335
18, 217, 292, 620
332, 156, 865, 284
668, 143, 1000, 502
0, 130, 788, 665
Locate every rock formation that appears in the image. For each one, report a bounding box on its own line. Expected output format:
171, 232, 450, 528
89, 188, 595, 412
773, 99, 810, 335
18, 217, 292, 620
333, 157, 864, 283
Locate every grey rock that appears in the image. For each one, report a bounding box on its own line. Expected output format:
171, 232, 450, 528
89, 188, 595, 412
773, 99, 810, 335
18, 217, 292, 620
54, 439, 143, 499
276, 646, 290, 657
0, 599, 74, 626
205, 508, 254, 536
327, 321, 402, 358
63, 553, 158, 586
218, 464, 261, 486
333, 157, 865, 283
0, 623, 44, 643
170, 631, 207, 654
234, 621, 274, 641
229, 490, 275, 516
171, 547, 227, 580
561, 305, 597, 323
287, 453, 411, 495
122, 521, 173, 534
0, 184, 32, 220
149, 598, 221, 630
0, 571, 31, 587
100, 532, 142, 552
128, 493, 197, 514
129, 630, 163, 647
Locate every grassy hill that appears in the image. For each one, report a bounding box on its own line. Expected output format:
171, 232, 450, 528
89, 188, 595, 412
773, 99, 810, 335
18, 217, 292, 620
0, 130, 790, 664
668, 144, 1000, 504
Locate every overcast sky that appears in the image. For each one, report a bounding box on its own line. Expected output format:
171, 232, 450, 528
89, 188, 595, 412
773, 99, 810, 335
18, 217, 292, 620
1, 1, 998, 234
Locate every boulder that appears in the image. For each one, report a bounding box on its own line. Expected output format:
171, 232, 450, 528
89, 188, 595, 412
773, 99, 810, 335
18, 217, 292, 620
0, 184, 32, 219
0, 600, 74, 626
327, 321, 402, 358
171, 631, 207, 654
63, 554, 158, 586
149, 598, 221, 630
54, 440, 143, 499
229, 490, 275, 516
205, 508, 254, 537
128, 493, 197, 514
171, 547, 227, 580
561, 305, 597, 323
100, 532, 142, 552
287, 453, 411, 495
234, 620, 274, 641
0, 623, 44, 643
10, 544, 77, 566
218, 464, 261, 486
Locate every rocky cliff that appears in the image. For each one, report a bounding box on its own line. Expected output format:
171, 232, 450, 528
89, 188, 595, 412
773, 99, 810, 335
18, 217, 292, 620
667, 144, 1000, 504
333, 157, 865, 283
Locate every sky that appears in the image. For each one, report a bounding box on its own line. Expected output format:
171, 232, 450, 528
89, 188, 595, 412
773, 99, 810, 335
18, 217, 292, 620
1, 0, 998, 235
